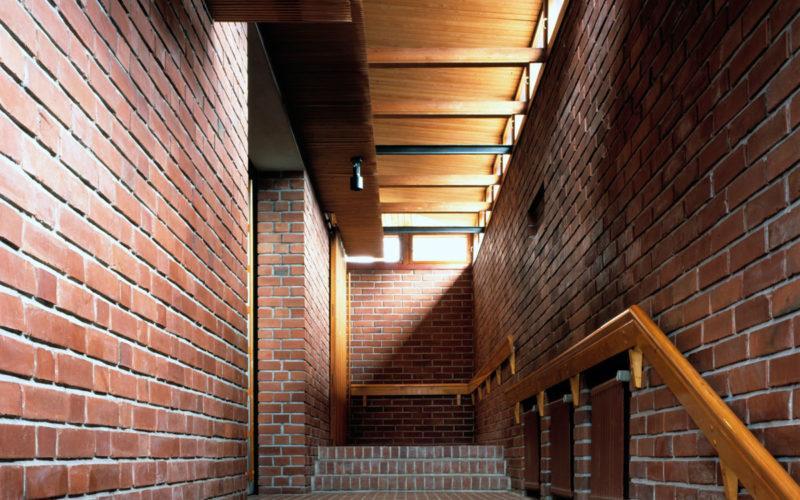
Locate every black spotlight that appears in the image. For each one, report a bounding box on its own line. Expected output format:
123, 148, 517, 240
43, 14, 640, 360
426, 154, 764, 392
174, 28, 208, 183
350, 156, 364, 191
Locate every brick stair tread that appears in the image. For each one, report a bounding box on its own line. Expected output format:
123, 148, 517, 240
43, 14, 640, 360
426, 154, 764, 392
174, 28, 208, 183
315, 459, 506, 475
317, 446, 503, 459
312, 474, 511, 491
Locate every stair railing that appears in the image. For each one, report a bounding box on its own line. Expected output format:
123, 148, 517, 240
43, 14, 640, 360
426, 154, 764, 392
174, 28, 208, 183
504, 305, 800, 499
351, 335, 515, 405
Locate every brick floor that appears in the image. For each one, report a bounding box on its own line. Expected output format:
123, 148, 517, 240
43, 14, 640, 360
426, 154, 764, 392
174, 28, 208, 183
257, 493, 523, 499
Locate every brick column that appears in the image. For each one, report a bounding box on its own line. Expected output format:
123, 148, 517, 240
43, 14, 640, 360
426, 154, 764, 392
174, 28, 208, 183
254, 173, 330, 493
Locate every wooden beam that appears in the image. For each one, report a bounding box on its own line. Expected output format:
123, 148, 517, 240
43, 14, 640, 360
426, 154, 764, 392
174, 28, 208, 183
373, 100, 527, 117
379, 175, 499, 187
368, 47, 546, 67
207, 0, 353, 22
381, 202, 490, 213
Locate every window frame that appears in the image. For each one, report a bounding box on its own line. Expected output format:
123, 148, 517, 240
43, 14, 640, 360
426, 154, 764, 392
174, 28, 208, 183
346, 233, 474, 270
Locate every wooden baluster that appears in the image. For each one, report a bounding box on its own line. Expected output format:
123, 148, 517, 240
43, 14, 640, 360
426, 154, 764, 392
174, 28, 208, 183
722, 462, 738, 500
514, 401, 521, 424
628, 346, 643, 389
537, 392, 546, 417
570, 374, 580, 407
508, 336, 516, 374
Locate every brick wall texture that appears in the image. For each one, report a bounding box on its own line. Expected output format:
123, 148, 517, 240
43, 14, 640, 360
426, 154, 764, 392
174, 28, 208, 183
472, 0, 800, 497
0, 1, 250, 498
255, 173, 331, 493
348, 268, 475, 445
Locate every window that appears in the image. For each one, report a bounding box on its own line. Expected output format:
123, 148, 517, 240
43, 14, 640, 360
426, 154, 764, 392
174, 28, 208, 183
411, 235, 469, 263
382, 235, 401, 262
346, 236, 401, 263
347, 234, 473, 266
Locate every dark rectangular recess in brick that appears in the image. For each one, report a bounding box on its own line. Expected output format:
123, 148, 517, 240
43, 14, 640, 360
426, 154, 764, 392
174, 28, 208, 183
590, 377, 629, 499
549, 398, 573, 498
523, 408, 541, 492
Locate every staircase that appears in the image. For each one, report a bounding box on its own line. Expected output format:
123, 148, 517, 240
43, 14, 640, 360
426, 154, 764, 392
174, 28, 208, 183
312, 445, 511, 492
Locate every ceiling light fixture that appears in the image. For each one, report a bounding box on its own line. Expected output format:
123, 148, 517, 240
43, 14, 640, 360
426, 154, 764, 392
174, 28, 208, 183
350, 156, 364, 191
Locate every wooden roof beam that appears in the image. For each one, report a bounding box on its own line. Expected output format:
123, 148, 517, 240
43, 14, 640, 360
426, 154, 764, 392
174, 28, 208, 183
373, 100, 527, 117
381, 202, 490, 213
207, 0, 353, 22
378, 175, 499, 187
368, 47, 546, 67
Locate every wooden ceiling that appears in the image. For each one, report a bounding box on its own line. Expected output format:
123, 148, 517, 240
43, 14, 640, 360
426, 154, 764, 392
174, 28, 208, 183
363, 0, 544, 232
214, 0, 547, 255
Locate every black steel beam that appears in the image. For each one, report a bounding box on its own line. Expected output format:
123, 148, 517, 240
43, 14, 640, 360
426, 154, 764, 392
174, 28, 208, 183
383, 226, 484, 234
376, 145, 513, 155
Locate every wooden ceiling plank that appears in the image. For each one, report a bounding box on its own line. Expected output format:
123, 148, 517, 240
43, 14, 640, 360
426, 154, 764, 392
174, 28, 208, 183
378, 174, 499, 186
381, 202, 490, 213
208, 0, 353, 22
373, 100, 527, 117
368, 47, 546, 67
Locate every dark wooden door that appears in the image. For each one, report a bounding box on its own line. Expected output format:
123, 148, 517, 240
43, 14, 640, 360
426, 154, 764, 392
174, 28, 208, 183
590, 378, 628, 499
549, 399, 573, 498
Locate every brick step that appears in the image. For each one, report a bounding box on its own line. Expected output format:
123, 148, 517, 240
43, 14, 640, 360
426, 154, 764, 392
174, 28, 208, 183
315, 458, 506, 475
312, 474, 511, 491
317, 445, 503, 460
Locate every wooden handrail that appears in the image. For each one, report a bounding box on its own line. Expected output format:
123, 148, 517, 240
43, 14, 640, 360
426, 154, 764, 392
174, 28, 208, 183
468, 335, 515, 393
350, 383, 469, 396
505, 305, 800, 499
350, 336, 516, 404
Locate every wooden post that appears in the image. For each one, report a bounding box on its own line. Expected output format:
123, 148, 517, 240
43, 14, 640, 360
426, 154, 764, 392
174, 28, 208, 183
514, 401, 521, 424
495, 369, 502, 386
629, 346, 643, 389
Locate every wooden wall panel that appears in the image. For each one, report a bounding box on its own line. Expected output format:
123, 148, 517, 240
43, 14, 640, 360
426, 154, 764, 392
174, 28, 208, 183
590, 379, 628, 499
523, 409, 541, 491
549, 399, 573, 498
330, 233, 349, 444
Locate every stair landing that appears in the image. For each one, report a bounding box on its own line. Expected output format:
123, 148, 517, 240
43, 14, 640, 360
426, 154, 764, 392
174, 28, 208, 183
312, 446, 511, 492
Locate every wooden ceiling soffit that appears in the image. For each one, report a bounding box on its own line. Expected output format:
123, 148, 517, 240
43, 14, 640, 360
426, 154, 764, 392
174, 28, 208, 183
208, 0, 353, 22
259, 1, 383, 256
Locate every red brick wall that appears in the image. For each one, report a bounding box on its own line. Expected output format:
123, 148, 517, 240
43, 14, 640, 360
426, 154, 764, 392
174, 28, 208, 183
255, 173, 330, 493
348, 268, 474, 444
473, 0, 800, 497
0, 1, 249, 497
